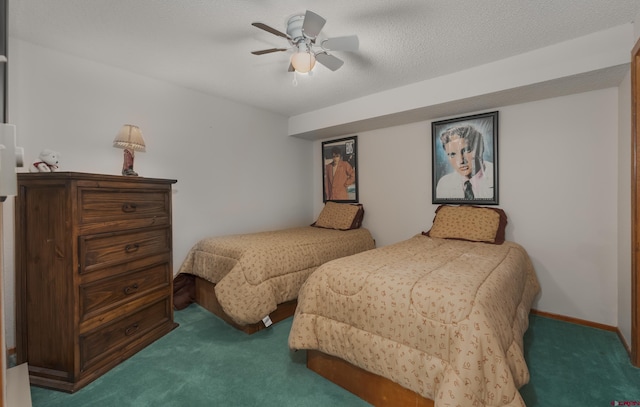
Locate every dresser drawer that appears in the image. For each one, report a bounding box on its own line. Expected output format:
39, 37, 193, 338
80, 227, 171, 274
79, 297, 171, 372
80, 262, 170, 321
79, 188, 170, 225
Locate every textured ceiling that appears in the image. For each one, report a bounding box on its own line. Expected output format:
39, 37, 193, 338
8, 0, 640, 117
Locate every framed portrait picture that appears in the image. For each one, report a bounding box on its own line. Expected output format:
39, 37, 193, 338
432, 111, 498, 205
322, 135, 358, 203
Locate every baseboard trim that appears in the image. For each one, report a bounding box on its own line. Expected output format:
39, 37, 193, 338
6, 346, 16, 367
530, 309, 617, 331
530, 309, 632, 357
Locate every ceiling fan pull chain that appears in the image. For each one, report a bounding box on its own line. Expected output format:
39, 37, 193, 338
292, 71, 298, 87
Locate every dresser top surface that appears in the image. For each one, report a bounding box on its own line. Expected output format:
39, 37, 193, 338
17, 171, 177, 184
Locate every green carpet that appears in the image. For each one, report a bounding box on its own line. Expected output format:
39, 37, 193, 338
520, 315, 640, 406
29, 305, 640, 406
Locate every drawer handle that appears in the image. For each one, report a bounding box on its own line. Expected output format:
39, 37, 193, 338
125, 244, 140, 253
125, 323, 140, 336
122, 203, 138, 213
123, 283, 139, 295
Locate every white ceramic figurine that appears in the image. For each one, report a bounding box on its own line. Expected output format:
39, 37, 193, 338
30, 149, 60, 172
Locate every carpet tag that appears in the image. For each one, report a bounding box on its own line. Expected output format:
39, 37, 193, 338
262, 316, 273, 327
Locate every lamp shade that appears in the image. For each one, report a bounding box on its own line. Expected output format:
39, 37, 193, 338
113, 124, 146, 152
290, 52, 316, 73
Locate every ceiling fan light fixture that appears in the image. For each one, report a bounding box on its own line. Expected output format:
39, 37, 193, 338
290, 51, 316, 73
251, 10, 356, 73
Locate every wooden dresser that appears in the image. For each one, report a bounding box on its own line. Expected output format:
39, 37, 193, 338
15, 172, 178, 393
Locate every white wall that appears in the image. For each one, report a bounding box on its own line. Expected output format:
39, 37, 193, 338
3, 39, 315, 348
314, 88, 620, 326
618, 68, 632, 347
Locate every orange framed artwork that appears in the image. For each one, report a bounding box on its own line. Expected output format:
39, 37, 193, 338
322, 135, 358, 203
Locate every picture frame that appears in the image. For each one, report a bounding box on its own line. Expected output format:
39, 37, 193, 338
432, 111, 498, 205
322, 135, 358, 203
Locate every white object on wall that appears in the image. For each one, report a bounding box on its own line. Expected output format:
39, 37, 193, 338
0, 124, 24, 200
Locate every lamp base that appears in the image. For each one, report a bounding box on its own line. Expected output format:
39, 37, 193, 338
122, 168, 138, 176
121, 149, 139, 177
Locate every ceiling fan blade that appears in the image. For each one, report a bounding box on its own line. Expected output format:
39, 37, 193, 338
251, 22, 289, 39
302, 10, 326, 38
251, 48, 288, 55
321, 35, 359, 52
315, 53, 344, 71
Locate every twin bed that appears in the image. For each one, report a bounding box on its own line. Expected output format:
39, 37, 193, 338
174, 202, 375, 333
177, 203, 540, 406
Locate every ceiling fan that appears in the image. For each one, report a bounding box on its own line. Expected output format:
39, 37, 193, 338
251, 10, 359, 73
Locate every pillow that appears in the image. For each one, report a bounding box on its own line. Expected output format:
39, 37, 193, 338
424, 205, 507, 244
312, 202, 364, 230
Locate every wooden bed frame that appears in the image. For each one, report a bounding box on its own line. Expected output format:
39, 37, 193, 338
307, 350, 434, 407
192, 276, 432, 404
193, 275, 297, 334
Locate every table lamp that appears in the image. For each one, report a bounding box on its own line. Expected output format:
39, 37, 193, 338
113, 124, 146, 176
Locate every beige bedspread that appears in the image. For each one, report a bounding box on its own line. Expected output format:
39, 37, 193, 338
177, 226, 375, 325
289, 234, 540, 407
